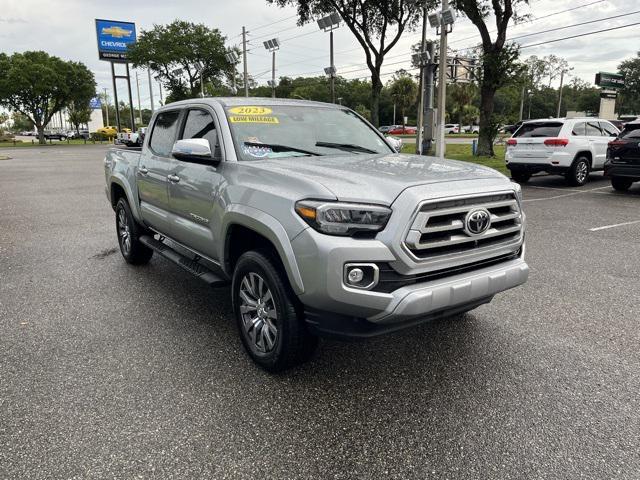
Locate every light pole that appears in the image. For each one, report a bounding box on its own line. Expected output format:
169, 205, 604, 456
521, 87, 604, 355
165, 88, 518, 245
528, 90, 533, 119
242, 26, 249, 97
194, 61, 205, 98
135, 70, 142, 127
102, 88, 109, 126
225, 51, 240, 95
430, 1, 455, 160
318, 13, 341, 103
154, 76, 163, 105
147, 69, 155, 112
263, 38, 280, 98
413, 0, 429, 154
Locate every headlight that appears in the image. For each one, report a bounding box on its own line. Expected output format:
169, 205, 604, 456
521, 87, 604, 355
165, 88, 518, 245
295, 200, 392, 236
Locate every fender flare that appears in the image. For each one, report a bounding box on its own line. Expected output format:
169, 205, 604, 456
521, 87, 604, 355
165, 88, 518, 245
221, 205, 305, 295
110, 173, 144, 224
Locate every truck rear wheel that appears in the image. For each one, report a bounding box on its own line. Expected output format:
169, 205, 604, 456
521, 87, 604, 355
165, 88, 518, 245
115, 198, 153, 265
232, 250, 317, 372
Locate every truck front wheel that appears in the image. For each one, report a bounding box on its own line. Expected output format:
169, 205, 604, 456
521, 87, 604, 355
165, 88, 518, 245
232, 250, 317, 372
115, 198, 153, 265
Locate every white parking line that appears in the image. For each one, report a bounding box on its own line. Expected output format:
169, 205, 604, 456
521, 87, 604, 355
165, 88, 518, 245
523, 185, 613, 203
523, 192, 584, 202
589, 220, 640, 231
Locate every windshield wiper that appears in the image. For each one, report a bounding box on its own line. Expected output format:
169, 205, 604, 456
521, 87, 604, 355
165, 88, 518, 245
243, 142, 320, 156
315, 141, 378, 154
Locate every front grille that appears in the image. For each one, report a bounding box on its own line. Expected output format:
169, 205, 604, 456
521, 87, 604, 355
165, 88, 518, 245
404, 193, 523, 261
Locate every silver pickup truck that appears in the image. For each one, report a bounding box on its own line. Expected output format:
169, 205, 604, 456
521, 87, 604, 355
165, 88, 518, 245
104, 98, 529, 371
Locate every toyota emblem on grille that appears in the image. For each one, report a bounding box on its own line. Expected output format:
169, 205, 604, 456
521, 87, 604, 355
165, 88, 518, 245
465, 208, 491, 235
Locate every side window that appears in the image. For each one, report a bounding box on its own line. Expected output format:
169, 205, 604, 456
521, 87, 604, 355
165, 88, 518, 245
585, 122, 603, 136
182, 109, 219, 151
149, 111, 181, 156
599, 122, 618, 137
572, 122, 586, 136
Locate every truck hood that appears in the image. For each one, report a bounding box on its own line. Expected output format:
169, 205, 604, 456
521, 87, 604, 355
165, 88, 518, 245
244, 153, 507, 204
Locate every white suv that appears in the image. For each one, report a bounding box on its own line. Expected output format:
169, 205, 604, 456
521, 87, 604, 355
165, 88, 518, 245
505, 118, 619, 186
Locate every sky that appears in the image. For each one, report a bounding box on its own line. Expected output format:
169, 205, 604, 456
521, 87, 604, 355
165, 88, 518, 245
1, 0, 638, 111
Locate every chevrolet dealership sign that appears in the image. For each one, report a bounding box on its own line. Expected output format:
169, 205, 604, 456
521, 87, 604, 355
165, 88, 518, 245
95, 19, 137, 62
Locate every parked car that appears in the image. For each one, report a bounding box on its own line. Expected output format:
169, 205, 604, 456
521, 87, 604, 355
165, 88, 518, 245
444, 124, 460, 134
462, 125, 479, 134
604, 120, 640, 191
378, 125, 393, 134
104, 98, 528, 371
43, 130, 67, 141
20, 130, 35, 136
387, 125, 417, 135
505, 118, 619, 186
66, 129, 90, 140
503, 121, 523, 134
97, 126, 118, 137
117, 127, 147, 147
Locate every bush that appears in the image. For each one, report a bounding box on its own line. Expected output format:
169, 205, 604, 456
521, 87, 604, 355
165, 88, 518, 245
0, 134, 18, 143
90, 132, 111, 142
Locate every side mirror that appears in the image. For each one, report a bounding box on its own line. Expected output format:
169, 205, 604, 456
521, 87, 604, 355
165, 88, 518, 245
171, 138, 219, 164
385, 135, 403, 153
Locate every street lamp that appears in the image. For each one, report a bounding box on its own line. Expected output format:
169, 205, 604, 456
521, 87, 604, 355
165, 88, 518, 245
225, 51, 239, 95
263, 38, 280, 99
154, 75, 164, 104
194, 61, 205, 98
317, 12, 341, 103
557, 67, 574, 117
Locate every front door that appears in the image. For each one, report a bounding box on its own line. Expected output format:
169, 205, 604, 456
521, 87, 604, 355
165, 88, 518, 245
137, 109, 182, 233
167, 108, 224, 260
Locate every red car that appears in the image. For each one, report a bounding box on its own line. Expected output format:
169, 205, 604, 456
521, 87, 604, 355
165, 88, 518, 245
387, 125, 417, 135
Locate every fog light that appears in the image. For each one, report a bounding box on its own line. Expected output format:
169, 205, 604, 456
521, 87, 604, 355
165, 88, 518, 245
347, 268, 364, 284
344, 263, 379, 290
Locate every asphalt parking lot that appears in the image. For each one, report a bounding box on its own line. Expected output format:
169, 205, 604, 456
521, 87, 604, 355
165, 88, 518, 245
1, 145, 639, 479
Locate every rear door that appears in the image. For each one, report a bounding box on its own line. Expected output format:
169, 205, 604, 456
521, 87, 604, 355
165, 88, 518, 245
137, 109, 182, 234
585, 121, 607, 168
166, 107, 225, 260
511, 121, 564, 162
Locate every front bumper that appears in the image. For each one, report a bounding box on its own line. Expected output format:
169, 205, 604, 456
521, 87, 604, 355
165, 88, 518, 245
292, 226, 529, 338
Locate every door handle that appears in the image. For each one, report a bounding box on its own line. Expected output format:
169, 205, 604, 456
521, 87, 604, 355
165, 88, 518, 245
167, 174, 180, 183
139, 166, 149, 175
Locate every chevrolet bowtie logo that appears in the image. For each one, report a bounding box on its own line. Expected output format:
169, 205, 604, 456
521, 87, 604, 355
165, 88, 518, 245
102, 26, 133, 38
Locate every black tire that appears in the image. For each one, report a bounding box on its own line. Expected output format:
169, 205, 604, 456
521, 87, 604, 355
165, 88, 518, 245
115, 198, 153, 265
567, 156, 590, 186
511, 170, 531, 183
611, 177, 633, 191
232, 250, 317, 372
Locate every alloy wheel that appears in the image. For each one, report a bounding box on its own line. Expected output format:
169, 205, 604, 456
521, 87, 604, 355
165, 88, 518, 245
238, 272, 278, 353
576, 161, 588, 184
117, 208, 131, 256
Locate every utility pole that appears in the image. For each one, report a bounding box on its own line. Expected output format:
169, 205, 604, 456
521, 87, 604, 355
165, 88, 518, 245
135, 70, 142, 128
423, 41, 436, 154
435, 0, 451, 160
103, 88, 109, 125
147, 69, 155, 112
242, 26, 249, 97
519, 85, 525, 121
557, 68, 572, 117
393, 102, 396, 125
330, 30, 335, 103
415, 1, 428, 154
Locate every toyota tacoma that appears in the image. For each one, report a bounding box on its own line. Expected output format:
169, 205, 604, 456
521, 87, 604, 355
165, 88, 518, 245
104, 98, 529, 371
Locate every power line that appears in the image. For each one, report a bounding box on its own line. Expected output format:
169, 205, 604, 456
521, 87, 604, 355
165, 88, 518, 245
249, 14, 299, 32
448, 0, 608, 46
520, 20, 640, 49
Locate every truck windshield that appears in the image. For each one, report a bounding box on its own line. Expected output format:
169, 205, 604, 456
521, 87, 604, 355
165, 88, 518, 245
224, 105, 393, 160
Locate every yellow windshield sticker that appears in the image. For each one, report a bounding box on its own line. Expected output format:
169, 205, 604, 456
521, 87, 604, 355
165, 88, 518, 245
229, 106, 273, 115
229, 115, 279, 124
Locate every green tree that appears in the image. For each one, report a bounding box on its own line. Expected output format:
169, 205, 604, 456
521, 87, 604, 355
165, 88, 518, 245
389, 71, 417, 128
452, 0, 527, 156
128, 20, 232, 102
618, 51, 640, 115
266, 0, 436, 127
67, 101, 92, 135
10, 112, 34, 132
0, 51, 95, 144
449, 83, 478, 127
